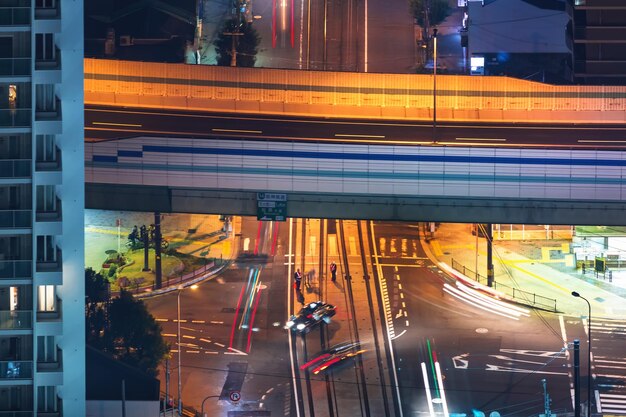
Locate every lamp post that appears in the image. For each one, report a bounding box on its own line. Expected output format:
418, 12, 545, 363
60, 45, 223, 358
572, 291, 592, 416
176, 284, 198, 416
200, 395, 220, 417
432, 28, 438, 143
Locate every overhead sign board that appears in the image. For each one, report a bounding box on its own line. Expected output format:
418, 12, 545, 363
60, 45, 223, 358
256, 193, 287, 221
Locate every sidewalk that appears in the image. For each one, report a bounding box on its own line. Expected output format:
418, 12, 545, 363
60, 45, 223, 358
85, 210, 237, 297
426, 223, 626, 318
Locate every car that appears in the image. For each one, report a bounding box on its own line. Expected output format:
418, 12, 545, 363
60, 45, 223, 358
285, 301, 336, 334
300, 341, 366, 375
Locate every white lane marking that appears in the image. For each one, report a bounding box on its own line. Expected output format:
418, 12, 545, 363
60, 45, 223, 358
212, 128, 262, 134
455, 137, 506, 142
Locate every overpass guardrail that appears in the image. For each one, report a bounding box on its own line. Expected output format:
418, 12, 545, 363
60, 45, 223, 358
85, 58, 626, 124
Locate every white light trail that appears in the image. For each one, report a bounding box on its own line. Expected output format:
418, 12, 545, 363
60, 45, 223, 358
435, 362, 449, 417
421, 362, 435, 417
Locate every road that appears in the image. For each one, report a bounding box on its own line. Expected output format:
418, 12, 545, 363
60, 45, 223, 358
136, 214, 618, 417
252, 0, 414, 72
86, 104, 626, 149
145, 218, 292, 416
370, 221, 573, 416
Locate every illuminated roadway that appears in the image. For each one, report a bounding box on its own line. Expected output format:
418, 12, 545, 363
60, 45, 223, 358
86, 105, 626, 149
141, 216, 584, 417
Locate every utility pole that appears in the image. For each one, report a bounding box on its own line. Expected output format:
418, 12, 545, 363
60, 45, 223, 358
542, 379, 552, 417
154, 212, 162, 289
224, 30, 244, 67
574, 340, 581, 417
141, 225, 150, 272
487, 223, 494, 287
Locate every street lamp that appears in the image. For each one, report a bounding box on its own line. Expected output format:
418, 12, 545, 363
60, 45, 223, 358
432, 28, 438, 143
200, 395, 220, 417
572, 291, 592, 416
177, 284, 198, 415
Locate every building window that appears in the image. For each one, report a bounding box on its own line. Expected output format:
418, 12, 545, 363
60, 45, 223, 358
36, 235, 56, 263
35, 84, 56, 112
37, 385, 57, 412
36, 0, 57, 8
36, 336, 56, 363
36, 185, 56, 213
35, 135, 56, 162
37, 285, 56, 312
35, 34, 55, 62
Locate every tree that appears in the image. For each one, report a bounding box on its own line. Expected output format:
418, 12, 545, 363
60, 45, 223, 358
85, 267, 168, 376
107, 291, 169, 377
85, 268, 110, 350
214, 18, 261, 67
409, 0, 450, 28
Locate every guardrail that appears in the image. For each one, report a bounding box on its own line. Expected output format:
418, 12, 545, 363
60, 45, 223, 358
451, 258, 558, 312
85, 58, 626, 124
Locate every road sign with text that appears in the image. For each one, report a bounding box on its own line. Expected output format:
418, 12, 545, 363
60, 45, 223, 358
256, 193, 287, 221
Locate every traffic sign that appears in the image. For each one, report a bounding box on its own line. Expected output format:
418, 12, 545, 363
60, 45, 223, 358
257, 193, 287, 221
229, 391, 241, 402
595, 257, 606, 273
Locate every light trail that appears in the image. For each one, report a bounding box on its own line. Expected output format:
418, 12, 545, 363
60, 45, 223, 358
421, 362, 436, 417
246, 283, 263, 353
443, 283, 521, 320
435, 362, 450, 417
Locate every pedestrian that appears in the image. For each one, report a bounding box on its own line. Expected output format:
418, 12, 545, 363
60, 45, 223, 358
330, 261, 337, 281
294, 268, 302, 291
582, 262, 586, 275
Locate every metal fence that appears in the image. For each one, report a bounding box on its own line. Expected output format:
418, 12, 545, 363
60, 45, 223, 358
451, 258, 558, 312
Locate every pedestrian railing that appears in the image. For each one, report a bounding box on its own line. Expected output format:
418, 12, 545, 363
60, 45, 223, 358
451, 259, 558, 312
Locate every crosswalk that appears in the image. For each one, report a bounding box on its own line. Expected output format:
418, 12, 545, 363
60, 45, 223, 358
591, 317, 626, 414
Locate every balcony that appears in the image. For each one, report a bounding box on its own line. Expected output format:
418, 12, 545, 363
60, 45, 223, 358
35, 249, 61, 273
0, 261, 31, 280
0, 6, 30, 26
35, 46, 61, 83
35, 201, 61, 223
34, 99, 60, 122
0, 160, 30, 179
0, 59, 30, 78
0, 311, 33, 330
0, 361, 32, 380
34, 158, 60, 173
37, 395, 61, 417
35, 0, 61, 20
0, 211, 31, 229
0, 110, 31, 130
36, 347, 61, 373
36, 297, 61, 322
0, 411, 34, 417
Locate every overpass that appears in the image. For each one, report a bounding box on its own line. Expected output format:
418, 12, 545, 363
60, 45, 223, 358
84, 59, 626, 224
85, 59, 626, 124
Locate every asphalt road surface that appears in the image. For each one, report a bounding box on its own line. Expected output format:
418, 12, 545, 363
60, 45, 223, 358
140, 216, 597, 416
86, 105, 626, 150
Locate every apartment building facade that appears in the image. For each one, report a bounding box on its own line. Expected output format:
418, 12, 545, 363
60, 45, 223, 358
573, 0, 626, 84
0, 0, 84, 415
